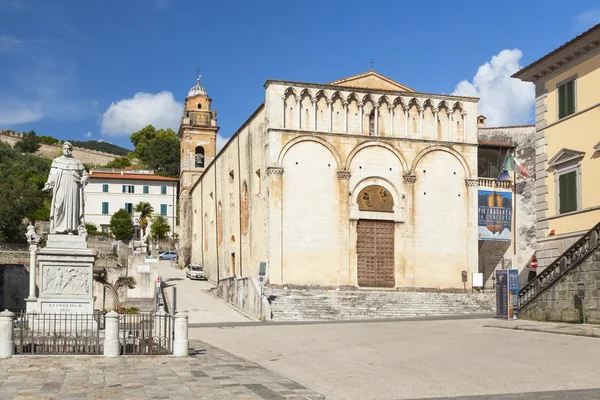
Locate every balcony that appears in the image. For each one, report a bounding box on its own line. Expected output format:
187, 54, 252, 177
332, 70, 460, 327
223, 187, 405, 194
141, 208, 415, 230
478, 177, 512, 190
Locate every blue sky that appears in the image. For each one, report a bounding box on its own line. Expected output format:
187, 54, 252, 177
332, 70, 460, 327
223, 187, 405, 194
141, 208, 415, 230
1, 0, 599, 151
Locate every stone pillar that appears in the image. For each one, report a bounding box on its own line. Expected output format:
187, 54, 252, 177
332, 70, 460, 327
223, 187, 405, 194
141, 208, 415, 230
404, 106, 409, 137
154, 307, 167, 339
448, 110, 453, 141
337, 171, 351, 285
462, 112, 468, 141
313, 99, 317, 130
0, 310, 14, 359
433, 108, 439, 137
389, 105, 395, 136
173, 312, 189, 357
281, 96, 287, 128
465, 178, 479, 287
179, 189, 192, 267
374, 105, 379, 136
26, 243, 38, 301
343, 101, 349, 133
103, 311, 120, 358
327, 100, 333, 132
403, 173, 417, 286
358, 103, 364, 134
267, 167, 284, 284
418, 107, 424, 138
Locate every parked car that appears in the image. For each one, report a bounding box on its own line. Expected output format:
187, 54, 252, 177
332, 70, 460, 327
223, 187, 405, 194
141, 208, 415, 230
186, 264, 206, 280
158, 251, 178, 261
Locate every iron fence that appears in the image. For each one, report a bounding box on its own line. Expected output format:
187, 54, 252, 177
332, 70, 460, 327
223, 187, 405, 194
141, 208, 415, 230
119, 312, 172, 355
14, 312, 103, 355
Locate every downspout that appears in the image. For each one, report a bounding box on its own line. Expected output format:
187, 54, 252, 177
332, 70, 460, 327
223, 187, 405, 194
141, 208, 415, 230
237, 134, 243, 277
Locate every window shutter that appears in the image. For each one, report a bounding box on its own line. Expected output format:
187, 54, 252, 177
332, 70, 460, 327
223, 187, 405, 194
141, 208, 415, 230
559, 171, 577, 214
161, 204, 167, 216
567, 81, 575, 115
122, 185, 126, 193
143, 186, 149, 194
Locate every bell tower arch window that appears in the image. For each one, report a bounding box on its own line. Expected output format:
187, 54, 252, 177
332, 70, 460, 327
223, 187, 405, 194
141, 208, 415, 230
195, 146, 205, 168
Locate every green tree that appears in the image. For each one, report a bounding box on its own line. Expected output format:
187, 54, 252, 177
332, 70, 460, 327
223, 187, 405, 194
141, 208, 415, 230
134, 202, 154, 237
92, 268, 136, 312
38, 135, 59, 145
130, 125, 180, 177
85, 222, 99, 236
150, 215, 170, 240
102, 156, 132, 169
14, 130, 41, 153
109, 209, 134, 241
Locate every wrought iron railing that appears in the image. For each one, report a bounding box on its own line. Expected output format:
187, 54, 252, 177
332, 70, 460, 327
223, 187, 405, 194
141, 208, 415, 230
120, 312, 172, 355
14, 312, 103, 355
518, 221, 600, 310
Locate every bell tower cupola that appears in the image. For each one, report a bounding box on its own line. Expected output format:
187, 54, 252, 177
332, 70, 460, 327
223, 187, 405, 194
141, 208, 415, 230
178, 71, 219, 191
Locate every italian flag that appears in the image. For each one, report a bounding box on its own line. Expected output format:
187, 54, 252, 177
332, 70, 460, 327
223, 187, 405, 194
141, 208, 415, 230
498, 151, 528, 181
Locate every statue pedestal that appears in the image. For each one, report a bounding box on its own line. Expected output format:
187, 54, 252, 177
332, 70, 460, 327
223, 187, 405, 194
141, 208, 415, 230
35, 235, 96, 316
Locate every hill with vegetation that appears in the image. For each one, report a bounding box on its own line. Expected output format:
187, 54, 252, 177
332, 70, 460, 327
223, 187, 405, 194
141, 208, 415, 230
67, 140, 131, 156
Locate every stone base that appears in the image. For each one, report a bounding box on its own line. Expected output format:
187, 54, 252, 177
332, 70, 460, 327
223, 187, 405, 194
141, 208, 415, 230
33, 234, 96, 316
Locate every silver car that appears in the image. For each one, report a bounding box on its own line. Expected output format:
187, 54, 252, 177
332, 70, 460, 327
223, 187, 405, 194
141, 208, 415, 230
186, 264, 205, 280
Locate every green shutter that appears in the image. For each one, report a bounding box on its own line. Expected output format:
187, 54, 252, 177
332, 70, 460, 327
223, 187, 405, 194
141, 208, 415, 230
559, 171, 577, 214
566, 81, 575, 116
161, 204, 167, 216
558, 80, 576, 119
161, 186, 166, 195
143, 186, 149, 194
102, 202, 109, 214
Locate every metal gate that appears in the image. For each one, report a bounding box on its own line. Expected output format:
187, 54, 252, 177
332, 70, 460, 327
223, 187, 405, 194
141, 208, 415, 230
357, 220, 395, 288
120, 312, 172, 355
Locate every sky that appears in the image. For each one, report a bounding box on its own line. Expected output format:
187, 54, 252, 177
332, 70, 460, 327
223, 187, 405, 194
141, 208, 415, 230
1, 0, 599, 151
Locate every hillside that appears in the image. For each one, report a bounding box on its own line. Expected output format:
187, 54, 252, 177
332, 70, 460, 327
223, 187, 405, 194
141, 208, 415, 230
67, 140, 131, 156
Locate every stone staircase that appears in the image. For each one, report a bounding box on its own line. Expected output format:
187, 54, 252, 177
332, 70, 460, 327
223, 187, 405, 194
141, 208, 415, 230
265, 287, 495, 321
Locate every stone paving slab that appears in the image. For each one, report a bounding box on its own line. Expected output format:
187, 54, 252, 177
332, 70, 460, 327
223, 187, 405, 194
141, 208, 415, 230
484, 318, 600, 338
0, 340, 326, 400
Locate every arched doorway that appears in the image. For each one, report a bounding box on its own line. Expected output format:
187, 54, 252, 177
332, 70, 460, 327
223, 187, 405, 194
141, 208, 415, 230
356, 185, 395, 287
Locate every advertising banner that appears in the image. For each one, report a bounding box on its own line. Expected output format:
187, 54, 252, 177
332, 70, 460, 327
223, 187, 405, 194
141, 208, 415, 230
478, 190, 512, 241
508, 269, 519, 320
496, 269, 519, 320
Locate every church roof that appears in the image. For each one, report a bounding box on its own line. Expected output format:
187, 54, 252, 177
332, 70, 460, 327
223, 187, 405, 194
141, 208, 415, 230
327, 70, 415, 92
188, 76, 208, 98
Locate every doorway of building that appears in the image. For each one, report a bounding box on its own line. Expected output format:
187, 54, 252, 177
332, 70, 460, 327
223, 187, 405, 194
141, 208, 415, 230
357, 219, 395, 288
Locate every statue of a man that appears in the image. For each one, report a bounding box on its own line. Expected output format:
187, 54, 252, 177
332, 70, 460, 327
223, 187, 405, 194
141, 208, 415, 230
43, 142, 89, 235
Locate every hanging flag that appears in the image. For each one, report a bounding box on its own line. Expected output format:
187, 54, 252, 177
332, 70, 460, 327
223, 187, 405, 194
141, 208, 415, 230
498, 151, 528, 181
497, 170, 511, 182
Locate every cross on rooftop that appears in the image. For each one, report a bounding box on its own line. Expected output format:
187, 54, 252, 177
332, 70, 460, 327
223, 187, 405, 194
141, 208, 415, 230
369, 60, 374, 70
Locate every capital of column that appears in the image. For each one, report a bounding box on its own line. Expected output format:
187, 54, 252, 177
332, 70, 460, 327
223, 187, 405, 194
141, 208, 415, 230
311, 98, 317, 104
342, 100, 348, 106
388, 105, 395, 112
374, 104, 380, 109
433, 108, 439, 113
403, 173, 417, 184
358, 102, 363, 108
267, 166, 284, 176
327, 99, 333, 105
403, 106, 410, 112
461, 111, 467, 118
337, 171, 351, 180
418, 107, 424, 113
465, 178, 479, 187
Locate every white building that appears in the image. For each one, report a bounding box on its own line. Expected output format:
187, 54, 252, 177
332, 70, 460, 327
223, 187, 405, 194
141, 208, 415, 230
85, 168, 179, 237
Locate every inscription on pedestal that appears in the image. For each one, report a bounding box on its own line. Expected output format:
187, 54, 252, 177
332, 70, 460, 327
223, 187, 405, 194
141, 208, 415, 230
42, 302, 86, 313
43, 266, 90, 294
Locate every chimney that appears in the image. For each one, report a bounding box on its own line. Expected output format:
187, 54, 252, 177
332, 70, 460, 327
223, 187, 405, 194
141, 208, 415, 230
477, 115, 486, 128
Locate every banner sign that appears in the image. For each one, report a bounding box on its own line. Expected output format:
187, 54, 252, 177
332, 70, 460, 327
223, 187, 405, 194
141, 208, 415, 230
478, 190, 512, 241
496, 269, 519, 320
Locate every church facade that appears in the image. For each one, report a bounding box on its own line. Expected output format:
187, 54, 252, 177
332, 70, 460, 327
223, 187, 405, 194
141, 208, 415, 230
181, 71, 480, 289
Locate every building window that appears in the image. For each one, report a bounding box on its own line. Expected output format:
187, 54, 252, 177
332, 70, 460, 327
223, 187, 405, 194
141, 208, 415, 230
160, 204, 167, 216
478, 146, 510, 179
254, 169, 261, 195
122, 185, 134, 193
369, 110, 375, 135
161, 186, 167, 195
102, 202, 109, 215
125, 203, 133, 214
101, 225, 109, 233
195, 146, 205, 168
143, 185, 149, 194
102, 184, 109, 193
558, 78, 576, 119
558, 171, 578, 214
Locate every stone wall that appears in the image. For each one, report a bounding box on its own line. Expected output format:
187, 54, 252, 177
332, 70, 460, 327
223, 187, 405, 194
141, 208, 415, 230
0, 133, 118, 165
216, 276, 271, 321
0, 264, 29, 311
520, 247, 600, 323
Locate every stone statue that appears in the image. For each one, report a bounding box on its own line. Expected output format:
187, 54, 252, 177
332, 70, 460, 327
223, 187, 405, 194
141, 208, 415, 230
25, 223, 41, 243
42, 142, 89, 235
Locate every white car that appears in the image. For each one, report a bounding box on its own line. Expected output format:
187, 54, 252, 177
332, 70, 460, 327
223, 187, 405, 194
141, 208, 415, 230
186, 264, 206, 280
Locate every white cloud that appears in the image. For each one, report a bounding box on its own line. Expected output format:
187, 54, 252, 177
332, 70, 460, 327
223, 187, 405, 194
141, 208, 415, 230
85, 131, 92, 138
575, 8, 600, 32
452, 49, 534, 127
100, 91, 182, 136
216, 134, 230, 153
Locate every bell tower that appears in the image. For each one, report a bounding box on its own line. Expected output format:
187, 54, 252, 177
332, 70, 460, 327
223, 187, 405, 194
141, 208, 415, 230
178, 72, 219, 266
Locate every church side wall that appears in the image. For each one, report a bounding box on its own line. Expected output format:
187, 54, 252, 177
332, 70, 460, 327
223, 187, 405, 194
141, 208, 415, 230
190, 109, 267, 283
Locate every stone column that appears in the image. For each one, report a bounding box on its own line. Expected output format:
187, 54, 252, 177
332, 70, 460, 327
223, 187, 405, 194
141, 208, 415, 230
267, 167, 284, 284
337, 171, 351, 285
374, 105, 379, 136
343, 101, 349, 133
389, 105, 395, 136
26, 242, 38, 301
179, 189, 193, 268
433, 108, 439, 137
358, 103, 364, 134
173, 312, 189, 357
418, 107, 424, 138
296, 97, 301, 129
313, 99, 318, 131
327, 100, 333, 132
153, 307, 167, 339
404, 106, 409, 137
402, 173, 417, 286
465, 179, 479, 288
282, 96, 286, 128
448, 110, 453, 141
462, 111, 468, 141
0, 310, 14, 359
104, 311, 120, 357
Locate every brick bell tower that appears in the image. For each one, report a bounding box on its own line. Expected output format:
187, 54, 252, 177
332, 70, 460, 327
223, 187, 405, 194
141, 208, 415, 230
178, 72, 219, 266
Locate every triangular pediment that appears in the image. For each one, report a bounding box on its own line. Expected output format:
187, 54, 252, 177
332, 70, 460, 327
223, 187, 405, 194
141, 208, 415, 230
328, 71, 415, 92
548, 148, 585, 167
594, 141, 600, 151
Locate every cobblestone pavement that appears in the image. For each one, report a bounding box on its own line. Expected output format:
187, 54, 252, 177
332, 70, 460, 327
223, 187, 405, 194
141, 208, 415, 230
0, 340, 325, 400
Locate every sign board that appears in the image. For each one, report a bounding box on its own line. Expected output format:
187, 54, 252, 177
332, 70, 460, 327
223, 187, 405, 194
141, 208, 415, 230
478, 190, 512, 241
136, 264, 150, 274
259, 262, 267, 276
472, 273, 484, 288
578, 283, 585, 298
461, 271, 467, 283
145, 256, 158, 263
258, 276, 265, 286
496, 269, 519, 319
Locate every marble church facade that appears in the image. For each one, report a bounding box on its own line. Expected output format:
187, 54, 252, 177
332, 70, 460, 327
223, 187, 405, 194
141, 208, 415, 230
182, 71, 480, 289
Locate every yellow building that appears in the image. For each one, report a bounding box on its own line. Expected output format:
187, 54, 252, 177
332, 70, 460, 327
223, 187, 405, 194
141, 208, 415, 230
513, 24, 600, 268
